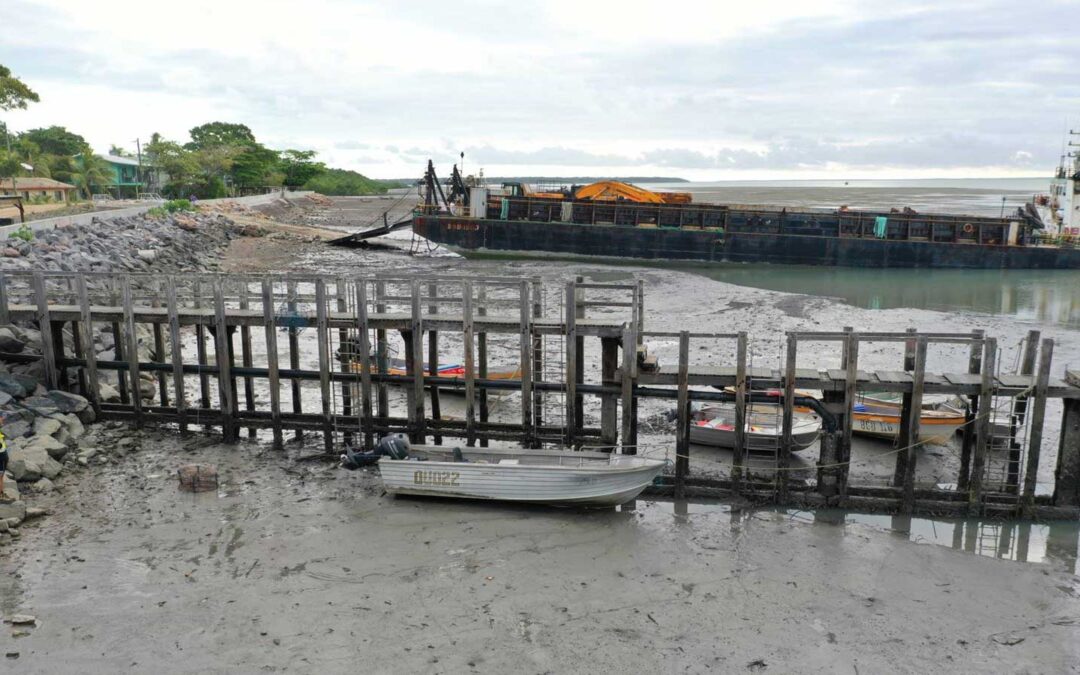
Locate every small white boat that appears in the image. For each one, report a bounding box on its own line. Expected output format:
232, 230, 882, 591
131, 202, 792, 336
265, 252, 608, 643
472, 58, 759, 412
857, 391, 965, 415
690, 403, 821, 451
378, 445, 666, 506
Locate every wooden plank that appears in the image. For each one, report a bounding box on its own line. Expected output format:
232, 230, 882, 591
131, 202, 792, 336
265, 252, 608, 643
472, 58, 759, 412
675, 330, 690, 498
958, 329, 984, 491
32, 272, 58, 389
794, 367, 823, 381
621, 324, 635, 454
780, 334, 796, 502
315, 279, 334, 453
261, 277, 283, 449
876, 370, 912, 384
518, 280, 533, 446
1055, 398, 1080, 507
213, 279, 236, 442
968, 337, 997, 513
121, 277, 142, 427
165, 277, 186, 433
901, 337, 927, 513
355, 280, 374, 449
462, 281, 476, 447
287, 279, 303, 441
733, 331, 747, 489
75, 276, 100, 414
997, 374, 1032, 389
1022, 338, 1053, 514
943, 373, 981, 386
922, 373, 946, 385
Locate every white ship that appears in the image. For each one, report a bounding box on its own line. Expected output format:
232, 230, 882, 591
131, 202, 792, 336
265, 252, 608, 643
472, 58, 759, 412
1034, 133, 1080, 238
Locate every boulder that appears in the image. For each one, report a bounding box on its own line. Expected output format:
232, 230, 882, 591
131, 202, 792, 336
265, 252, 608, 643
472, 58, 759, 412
30, 477, 54, 493
46, 390, 89, 414
0, 328, 24, 354
20, 396, 59, 416
54, 413, 85, 441
0, 500, 25, 524
1, 478, 18, 502
32, 417, 62, 438
0, 374, 28, 399
8, 445, 51, 482
2, 419, 30, 440
97, 382, 121, 403
0, 391, 12, 408
26, 434, 68, 460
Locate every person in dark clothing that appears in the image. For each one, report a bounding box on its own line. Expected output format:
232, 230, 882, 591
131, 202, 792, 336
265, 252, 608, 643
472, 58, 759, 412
0, 428, 10, 503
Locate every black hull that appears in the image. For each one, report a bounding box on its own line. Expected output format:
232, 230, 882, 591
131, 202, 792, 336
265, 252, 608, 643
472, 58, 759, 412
413, 216, 1080, 269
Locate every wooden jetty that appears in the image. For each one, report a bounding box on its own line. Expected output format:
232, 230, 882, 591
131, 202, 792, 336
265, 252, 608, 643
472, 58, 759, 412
3, 270, 1079, 520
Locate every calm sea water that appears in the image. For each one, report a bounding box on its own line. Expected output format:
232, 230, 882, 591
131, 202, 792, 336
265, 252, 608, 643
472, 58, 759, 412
634, 177, 1080, 328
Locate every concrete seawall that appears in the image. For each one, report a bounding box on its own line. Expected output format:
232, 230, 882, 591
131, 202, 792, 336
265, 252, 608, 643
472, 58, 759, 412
0, 190, 315, 241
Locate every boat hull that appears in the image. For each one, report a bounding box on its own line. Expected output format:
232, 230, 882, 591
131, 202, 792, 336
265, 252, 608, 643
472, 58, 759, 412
414, 215, 1080, 270
852, 412, 965, 442
378, 451, 666, 506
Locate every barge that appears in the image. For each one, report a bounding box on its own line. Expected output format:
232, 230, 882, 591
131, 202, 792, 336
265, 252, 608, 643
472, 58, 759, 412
346, 161, 1080, 269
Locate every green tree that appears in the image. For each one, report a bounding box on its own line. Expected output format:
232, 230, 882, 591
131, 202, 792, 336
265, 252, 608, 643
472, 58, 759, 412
187, 122, 256, 150
0, 65, 39, 112
70, 151, 114, 199
279, 149, 325, 187
304, 168, 388, 196
145, 135, 199, 195
108, 144, 133, 158
230, 143, 280, 189
21, 126, 87, 156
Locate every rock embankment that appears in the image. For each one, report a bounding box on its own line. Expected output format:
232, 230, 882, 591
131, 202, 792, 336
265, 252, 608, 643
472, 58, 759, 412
0, 209, 247, 544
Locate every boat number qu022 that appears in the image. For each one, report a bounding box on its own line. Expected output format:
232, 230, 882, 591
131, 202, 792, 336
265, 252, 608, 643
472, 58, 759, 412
413, 470, 461, 487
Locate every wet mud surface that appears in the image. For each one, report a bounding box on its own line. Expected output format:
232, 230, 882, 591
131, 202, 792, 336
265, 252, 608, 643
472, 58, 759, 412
2, 428, 1078, 673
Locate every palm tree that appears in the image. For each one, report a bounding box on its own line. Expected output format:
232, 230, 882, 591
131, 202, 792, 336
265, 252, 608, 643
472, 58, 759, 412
70, 151, 113, 199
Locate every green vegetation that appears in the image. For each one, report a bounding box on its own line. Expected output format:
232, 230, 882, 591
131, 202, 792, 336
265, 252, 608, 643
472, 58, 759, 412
145, 206, 168, 219
1, 65, 386, 200
303, 168, 387, 196
164, 198, 194, 213
9, 224, 34, 242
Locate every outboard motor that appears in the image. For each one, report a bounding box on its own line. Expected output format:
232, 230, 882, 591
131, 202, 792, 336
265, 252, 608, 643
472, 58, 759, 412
340, 433, 412, 470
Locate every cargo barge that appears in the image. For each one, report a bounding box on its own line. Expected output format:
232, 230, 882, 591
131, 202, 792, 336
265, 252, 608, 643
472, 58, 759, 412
345, 162, 1080, 269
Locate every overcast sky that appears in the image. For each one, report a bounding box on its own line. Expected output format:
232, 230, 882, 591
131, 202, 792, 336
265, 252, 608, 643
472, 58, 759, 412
3, 0, 1078, 180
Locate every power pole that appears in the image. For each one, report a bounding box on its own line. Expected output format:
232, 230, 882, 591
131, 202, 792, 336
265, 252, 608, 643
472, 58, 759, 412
134, 138, 142, 198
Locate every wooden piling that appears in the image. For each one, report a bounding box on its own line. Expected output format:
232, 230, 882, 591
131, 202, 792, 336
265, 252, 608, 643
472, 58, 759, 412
213, 279, 237, 442
355, 280, 374, 449
573, 277, 585, 437
120, 277, 142, 427
375, 280, 389, 423
164, 277, 186, 433
75, 276, 100, 414
893, 328, 918, 487
463, 281, 476, 447
675, 330, 690, 498
32, 273, 58, 390
427, 281, 442, 445
531, 279, 544, 436
408, 280, 426, 444
1009, 329, 1041, 490
261, 277, 283, 449
336, 278, 353, 445
477, 284, 489, 448
600, 337, 620, 448
287, 279, 303, 441
1021, 338, 1052, 514
565, 282, 578, 447
193, 279, 210, 410
900, 336, 927, 513
0, 274, 8, 326
779, 333, 797, 501
518, 281, 534, 447
958, 329, 984, 490
732, 331, 748, 489
239, 281, 255, 438
621, 324, 635, 454
315, 279, 334, 453
968, 337, 997, 513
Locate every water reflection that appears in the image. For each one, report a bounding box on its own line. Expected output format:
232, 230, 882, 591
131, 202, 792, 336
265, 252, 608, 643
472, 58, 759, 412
679, 265, 1080, 328
639, 500, 1080, 574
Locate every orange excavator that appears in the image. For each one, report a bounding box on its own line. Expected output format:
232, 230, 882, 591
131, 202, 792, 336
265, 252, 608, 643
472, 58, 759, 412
501, 180, 692, 204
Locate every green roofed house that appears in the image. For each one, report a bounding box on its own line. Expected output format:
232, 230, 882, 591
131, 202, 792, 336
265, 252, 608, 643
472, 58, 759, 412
99, 154, 144, 198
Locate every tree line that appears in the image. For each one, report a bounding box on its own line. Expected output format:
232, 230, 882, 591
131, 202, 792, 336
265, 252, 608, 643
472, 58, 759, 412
0, 64, 394, 199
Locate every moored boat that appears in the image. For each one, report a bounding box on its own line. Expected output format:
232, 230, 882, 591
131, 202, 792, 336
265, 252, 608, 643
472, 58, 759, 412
378, 445, 666, 506
689, 403, 821, 451
852, 404, 965, 443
